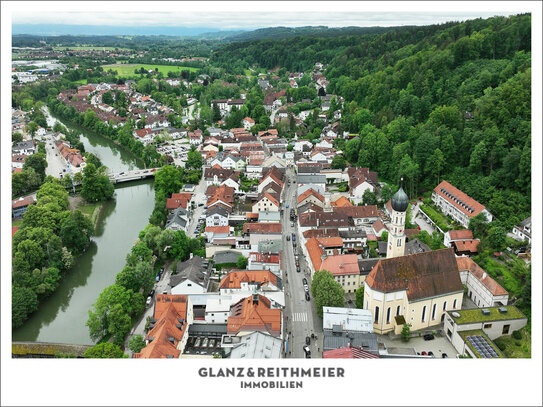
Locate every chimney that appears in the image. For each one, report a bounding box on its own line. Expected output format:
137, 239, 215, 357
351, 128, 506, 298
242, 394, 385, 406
252, 293, 259, 305
482, 272, 487, 279
404, 279, 408, 291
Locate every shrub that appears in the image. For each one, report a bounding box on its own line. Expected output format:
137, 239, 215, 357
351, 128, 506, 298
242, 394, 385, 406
512, 330, 522, 340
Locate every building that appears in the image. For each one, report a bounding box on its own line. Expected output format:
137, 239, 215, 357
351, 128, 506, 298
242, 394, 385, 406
432, 180, 493, 228
444, 229, 475, 247
386, 184, 409, 259
219, 270, 282, 295
229, 331, 282, 359
165, 206, 190, 231
511, 217, 531, 244
444, 306, 527, 358
205, 206, 230, 227
227, 293, 282, 338
323, 346, 379, 359
457, 257, 509, 307
12, 196, 35, 218
323, 307, 373, 332
364, 248, 463, 335
170, 255, 211, 295
132, 295, 193, 358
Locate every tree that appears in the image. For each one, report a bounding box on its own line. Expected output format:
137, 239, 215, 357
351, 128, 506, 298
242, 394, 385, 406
12, 132, 23, 144
27, 121, 39, 137
128, 334, 146, 353
12, 286, 39, 328
23, 153, 48, 182
311, 269, 345, 318
81, 163, 114, 202
83, 343, 125, 358
362, 189, 378, 205
487, 226, 507, 251
236, 255, 248, 270
186, 146, 203, 170
401, 323, 411, 342
330, 154, 346, 170
154, 165, 182, 197
59, 210, 94, 255
212, 103, 221, 121
355, 285, 365, 309
468, 213, 489, 238
426, 148, 445, 185
380, 184, 393, 203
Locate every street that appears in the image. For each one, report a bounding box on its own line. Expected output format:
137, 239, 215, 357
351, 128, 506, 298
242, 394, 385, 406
44, 134, 69, 178
282, 166, 323, 358
185, 174, 208, 237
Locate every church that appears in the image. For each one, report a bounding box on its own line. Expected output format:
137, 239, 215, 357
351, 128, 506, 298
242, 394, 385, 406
364, 183, 464, 335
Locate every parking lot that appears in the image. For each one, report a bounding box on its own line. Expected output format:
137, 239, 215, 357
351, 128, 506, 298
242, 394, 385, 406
379, 332, 458, 358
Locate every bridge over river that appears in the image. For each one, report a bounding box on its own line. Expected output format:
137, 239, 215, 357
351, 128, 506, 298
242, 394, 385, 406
108, 168, 159, 184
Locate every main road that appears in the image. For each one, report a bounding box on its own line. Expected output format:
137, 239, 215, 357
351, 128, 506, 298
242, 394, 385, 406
281, 166, 323, 358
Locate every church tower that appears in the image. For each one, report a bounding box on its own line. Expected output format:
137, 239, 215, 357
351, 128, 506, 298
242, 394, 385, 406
387, 180, 409, 259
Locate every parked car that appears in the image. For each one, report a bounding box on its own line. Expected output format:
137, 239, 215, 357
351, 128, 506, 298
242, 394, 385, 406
291, 222, 294, 227
302, 278, 307, 285
156, 275, 160, 282
305, 292, 310, 301
428, 351, 435, 357
303, 345, 311, 355
286, 235, 290, 241
305, 336, 311, 345
291, 233, 296, 241
146, 296, 152, 306
296, 266, 300, 273
198, 203, 204, 207
423, 333, 435, 341
149, 289, 155, 297
286, 204, 289, 208
421, 351, 428, 356
442, 353, 448, 358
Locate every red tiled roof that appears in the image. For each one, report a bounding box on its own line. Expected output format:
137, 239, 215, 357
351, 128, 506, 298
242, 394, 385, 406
132, 295, 188, 359
297, 188, 325, 204
246, 212, 259, 219
331, 196, 353, 207
434, 180, 486, 218
321, 254, 359, 276
366, 248, 463, 301
372, 220, 386, 232
317, 237, 343, 247
12, 226, 19, 237
306, 238, 324, 271
243, 223, 282, 234
12, 196, 35, 209
249, 252, 280, 264
166, 193, 191, 210
303, 229, 340, 239
134, 128, 152, 138
323, 346, 379, 359
13, 168, 22, 173
227, 295, 281, 336
220, 270, 278, 289
456, 257, 508, 296
448, 230, 474, 240
453, 239, 480, 253
334, 205, 378, 218
205, 226, 230, 234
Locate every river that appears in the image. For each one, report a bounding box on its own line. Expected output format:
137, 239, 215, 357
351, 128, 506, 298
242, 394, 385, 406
12, 111, 155, 345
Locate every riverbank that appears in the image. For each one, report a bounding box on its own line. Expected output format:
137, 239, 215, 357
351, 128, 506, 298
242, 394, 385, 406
68, 195, 105, 231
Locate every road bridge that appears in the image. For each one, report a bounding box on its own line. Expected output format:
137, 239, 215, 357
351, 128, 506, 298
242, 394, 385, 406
108, 168, 159, 184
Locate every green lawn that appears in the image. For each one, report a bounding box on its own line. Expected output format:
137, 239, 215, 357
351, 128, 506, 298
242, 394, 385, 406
494, 327, 531, 358
72, 79, 88, 85
450, 305, 526, 324
419, 204, 452, 232
12, 218, 23, 227
101, 63, 200, 77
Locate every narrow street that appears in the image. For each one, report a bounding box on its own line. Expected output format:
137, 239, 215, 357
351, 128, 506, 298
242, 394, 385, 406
282, 166, 323, 358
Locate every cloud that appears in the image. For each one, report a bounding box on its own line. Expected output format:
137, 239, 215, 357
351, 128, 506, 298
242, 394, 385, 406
12, 10, 516, 30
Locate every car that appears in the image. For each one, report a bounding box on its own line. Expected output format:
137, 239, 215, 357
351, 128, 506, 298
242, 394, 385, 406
428, 351, 435, 357
417, 225, 421, 230
162, 291, 167, 294
146, 296, 152, 306
291, 222, 294, 227
293, 242, 296, 248
442, 353, 448, 358
119, 172, 125, 175
160, 267, 164, 273
291, 233, 296, 241
156, 275, 160, 282
204, 206, 208, 209
150, 168, 156, 172
303, 345, 311, 354
421, 351, 428, 356
423, 333, 435, 341
296, 262, 299, 267
305, 292, 310, 301
419, 197, 423, 201
286, 235, 290, 241
302, 278, 307, 285
413, 202, 417, 206
303, 284, 309, 292
305, 336, 311, 345
198, 203, 204, 207
149, 289, 155, 297
286, 203, 289, 208
297, 266, 301, 273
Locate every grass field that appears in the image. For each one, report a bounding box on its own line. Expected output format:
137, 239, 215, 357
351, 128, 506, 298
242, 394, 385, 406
101, 63, 200, 77
494, 327, 531, 358
54, 46, 129, 51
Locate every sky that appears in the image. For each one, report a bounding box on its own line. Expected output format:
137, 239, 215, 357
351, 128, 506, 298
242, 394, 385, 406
9, 1, 524, 35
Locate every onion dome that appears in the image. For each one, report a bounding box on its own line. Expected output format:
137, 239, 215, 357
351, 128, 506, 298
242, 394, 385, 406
391, 183, 409, 212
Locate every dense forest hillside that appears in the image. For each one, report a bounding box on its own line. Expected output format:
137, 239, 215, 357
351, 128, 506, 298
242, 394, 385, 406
212, 14, 531, 230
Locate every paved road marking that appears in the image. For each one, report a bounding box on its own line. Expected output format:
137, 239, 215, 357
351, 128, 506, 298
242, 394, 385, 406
293, 312, 308, 322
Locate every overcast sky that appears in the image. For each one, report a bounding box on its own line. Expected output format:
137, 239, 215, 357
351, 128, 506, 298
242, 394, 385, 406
11, 10, 520, 31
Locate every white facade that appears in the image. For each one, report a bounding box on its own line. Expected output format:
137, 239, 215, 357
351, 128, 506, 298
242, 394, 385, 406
171, 279, 207, 295
459, 270, 509, 308
432, 192, 493, 229
387, 208, 406, 258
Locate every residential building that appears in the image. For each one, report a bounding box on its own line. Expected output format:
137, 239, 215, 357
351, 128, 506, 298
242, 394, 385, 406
444, 229, 475, 247
229, 331, 282, 359
511, 217, 531, 244
457, 257, 509, 307
432, 180, 493, 228
165, 206, 190, 231
227, 293, 282, 337
444, 306, 527, 358
323, 346, 379, 359
12, 196, 35, 218
323, 307, 373, 332
206, 206, 230, 227
219, 269, 282, 295
170, 255, 211, 295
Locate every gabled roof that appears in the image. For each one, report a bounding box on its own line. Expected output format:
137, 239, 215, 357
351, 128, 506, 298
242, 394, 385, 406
366, 248, 463, 301
453, 239, 480, 253
434, 180, 486, 218
372, 219, 386, 232
297, 188, 325, 204
321, 254, 360, 276
166, 192, 192, 210
303, 228, 340, 239
205, 226, 230, 234
448, 230, 474, 240
227, 294, 281, 337
456, 257, 508, 296
323, 346, 379, 359
243, 223, 282, 234
12, 196, 35, 209
331, 196, 353, 207
334, 205, 378, 218
220, 270, 279, 290
207, 205, 230, 218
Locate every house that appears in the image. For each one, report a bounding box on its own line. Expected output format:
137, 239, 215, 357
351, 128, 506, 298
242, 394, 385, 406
323, 346, 379, 359
11, 155, 26, 169
297, 188, 325, 209
243, 117, 255, 131
339, 229, 367, 252
371, 219, 387, 237
444, 229, 475, 247
243, 223, 282, 250
204, 165, 237, 186
299, 211, 351, 231
457, 257, 509, 307
12, 196, 35, 218
133, 128, 154, 144
12, 141, 36, 156
165, 206, 190, 231
205, 206, 230, 227
262, 155, 286, 169
257, 167, 285, 193
227, 293, 282, 337
166, 192, 192, 212
132, 295, 193, 358
322, 310, 379, 354
444, 306, 527, 358
258, 211, 281, 223
247, 252, 282, 274
432, 180, 493, 228
170, 256, 211, 295
334, 205, 378, 226
404, 238, 431, 256
220, 269, 281, 295
258, 79, 270, 91
331, 196, 353, 208
205, 226, 231, 243
253, 190, 280, 213
347, 167, 379, 203
452, 239, 480, 256
364, 248, 464, 335
511, 217, 531, 244
323, 307, 373, 333
229, 331, 282, 359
